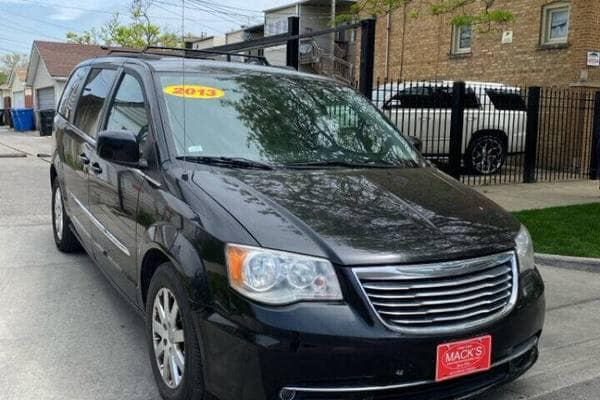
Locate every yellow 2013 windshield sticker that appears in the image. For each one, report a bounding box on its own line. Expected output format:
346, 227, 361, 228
163, 85, 224, 99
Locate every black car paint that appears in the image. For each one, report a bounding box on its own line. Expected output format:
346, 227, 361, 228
51, 56, 545, 400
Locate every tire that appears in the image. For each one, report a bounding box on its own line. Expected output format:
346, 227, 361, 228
51, 179, 81, 252
466, 134, 507, 175
146, 263, 205, 400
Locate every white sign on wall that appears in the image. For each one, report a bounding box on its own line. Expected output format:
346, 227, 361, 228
502, 31, 513, 44
587, 51, 600, 67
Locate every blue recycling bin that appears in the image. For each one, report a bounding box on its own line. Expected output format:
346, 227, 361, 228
11, 108, 35, 132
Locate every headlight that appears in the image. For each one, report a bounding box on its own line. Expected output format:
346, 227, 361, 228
225, 244, 343, 305
515, 225, 535, 272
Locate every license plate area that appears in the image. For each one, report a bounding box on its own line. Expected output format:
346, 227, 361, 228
435, 335, 492, 382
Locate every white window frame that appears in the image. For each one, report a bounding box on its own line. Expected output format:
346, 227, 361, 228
452, 25, 472, 55
541, 2, 570, 46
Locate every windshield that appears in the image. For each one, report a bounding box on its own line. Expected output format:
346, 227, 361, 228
158, 69, 422, 167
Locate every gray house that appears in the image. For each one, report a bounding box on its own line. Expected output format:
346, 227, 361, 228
26, 41, 108, 126
263, 0, 356, 81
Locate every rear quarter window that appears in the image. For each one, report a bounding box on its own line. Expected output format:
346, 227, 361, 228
486, 89, 527, 111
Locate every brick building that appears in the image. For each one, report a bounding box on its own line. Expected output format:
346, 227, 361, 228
372, 0, 600, 87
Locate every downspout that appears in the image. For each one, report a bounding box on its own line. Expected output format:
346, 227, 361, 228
384, 11, 391, 80
399, 4, 407, 81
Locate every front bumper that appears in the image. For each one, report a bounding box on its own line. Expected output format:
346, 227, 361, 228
195, 268, 545, 400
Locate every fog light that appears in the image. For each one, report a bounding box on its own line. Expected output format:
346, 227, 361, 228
279, 388, 296, 400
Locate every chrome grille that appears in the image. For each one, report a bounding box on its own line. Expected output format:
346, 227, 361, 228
353, 252, 518, 334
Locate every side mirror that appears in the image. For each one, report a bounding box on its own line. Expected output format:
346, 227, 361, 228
408, 136, 423, 153
96, 130, 142, 167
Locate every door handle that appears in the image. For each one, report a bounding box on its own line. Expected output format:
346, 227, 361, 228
90, 162, 103, 174
79, 153, 90, 165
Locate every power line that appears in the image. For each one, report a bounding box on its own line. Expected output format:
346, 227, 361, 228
0, 18, 66, 42
0, 7, 83, 32
150, 1, 226, 34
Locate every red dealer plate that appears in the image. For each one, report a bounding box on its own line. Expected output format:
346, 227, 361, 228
435, 335, 492, 382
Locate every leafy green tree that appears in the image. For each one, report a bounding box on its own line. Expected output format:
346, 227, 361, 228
0, 71, 7, 86
66, 0, 180, 48
66, 29, 99, 45
338, 0, 513, 28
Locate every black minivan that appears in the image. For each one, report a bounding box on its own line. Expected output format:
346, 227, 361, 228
50, 50, 545, 400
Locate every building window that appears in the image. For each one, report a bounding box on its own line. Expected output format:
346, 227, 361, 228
541, 2, 570, 45
452, 25, 472, 54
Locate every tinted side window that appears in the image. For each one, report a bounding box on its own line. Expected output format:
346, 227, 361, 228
486, 90, 527, 111
73, 68, 117, 136
58, 66, 89, 120
105, 74, 150, 155
384, 87, 434, 109
464, 88, 480, 109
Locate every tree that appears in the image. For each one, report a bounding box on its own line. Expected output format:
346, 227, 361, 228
1, 52, 29, 71
338, 0, 514, 28
66, 29, 99, 45
66, 0, 180, 48
0, 52, 29, 83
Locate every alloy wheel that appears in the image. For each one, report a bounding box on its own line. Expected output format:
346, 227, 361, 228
152, 288, 185, 389
471, 137, 505, 175
54, 187, 63, 240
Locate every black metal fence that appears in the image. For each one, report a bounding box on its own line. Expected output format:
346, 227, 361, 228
371, 80, 600, 185
201, 16, 599, 186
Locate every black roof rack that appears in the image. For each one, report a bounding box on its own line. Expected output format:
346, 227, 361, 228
102, 45, 269, 66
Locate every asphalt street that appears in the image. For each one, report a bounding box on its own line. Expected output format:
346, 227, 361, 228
1, 130, 600, 400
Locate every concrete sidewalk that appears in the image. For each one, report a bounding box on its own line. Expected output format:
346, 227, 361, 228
476, 180, 600, 211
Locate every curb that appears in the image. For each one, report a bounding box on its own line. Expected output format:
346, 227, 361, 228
536, 253, 600, 273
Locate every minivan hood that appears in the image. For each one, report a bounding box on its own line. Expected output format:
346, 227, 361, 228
191, 167, 519, 265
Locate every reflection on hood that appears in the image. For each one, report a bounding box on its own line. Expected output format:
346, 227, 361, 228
192, 167, 519, 265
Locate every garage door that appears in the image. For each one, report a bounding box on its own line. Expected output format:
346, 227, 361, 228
37, 87, 56, 110
12, 91, 25, 108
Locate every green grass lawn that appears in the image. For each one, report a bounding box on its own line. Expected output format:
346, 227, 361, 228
513, 203, 600, 259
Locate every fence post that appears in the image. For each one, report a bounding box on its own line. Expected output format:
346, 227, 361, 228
523, 87, 541, 183
358, 18, 376, 100
589, 91, 600, 180
286, 16, 300, 69
448, 81, 466, 180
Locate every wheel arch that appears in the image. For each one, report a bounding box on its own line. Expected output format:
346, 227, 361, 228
138, 231, 211, 309
467, 129, 508, 149
50, 163, 57, 184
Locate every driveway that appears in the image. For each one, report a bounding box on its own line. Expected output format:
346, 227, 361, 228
1, 131, 600, 400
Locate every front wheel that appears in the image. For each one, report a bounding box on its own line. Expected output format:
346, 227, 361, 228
146, 263, 205, 400
51, 180, 81, 252
466, 134, 506, 175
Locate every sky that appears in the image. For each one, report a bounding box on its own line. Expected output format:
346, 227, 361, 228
0, 0, 292, 56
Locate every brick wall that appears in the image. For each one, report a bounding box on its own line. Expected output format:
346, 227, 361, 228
371, 0, 600, 87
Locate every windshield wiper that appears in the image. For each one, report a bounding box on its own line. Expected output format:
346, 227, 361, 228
176, 156, 275, 170
284, 160, 404, 169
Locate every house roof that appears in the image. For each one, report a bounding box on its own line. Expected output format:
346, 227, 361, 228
33, 41, 109, 78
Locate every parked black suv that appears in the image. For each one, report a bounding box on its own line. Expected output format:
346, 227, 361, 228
50, 50, 545, 400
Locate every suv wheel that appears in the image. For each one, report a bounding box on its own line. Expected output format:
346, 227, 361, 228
146, 263, 205, 400
52, 180, 81, 252
466, 134, 506, 175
